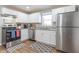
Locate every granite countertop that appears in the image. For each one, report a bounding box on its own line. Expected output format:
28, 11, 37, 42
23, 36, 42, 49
30, 27, 56, 31
35, 28, 56, 31
22, 26, 56, 31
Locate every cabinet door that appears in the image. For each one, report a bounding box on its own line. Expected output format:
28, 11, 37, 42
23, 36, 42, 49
35, 30, 43, 42
42, 30, 56, 45
0, 28, 2, 45
16, 12, 29, 23
29, 12, 41, 23
21, 29, 29, 41
50, 31, 56, 45
2, 17, 16, 24
1, 8, 29, 23
41, 30, 51, 44
35, 30, 51, 44
52, 6, 76, 14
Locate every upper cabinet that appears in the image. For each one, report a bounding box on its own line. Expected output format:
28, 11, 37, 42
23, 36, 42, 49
52, 6, 76, 15
1, 6, 76, 24
28, 12, 42, 23
16, 12, 29, 23
51, 6, 76, 26
1, 8, 17, 24
0, 6, 4, 27
1, 8, 29, 23
2, 8, 15, 15
1, 8, 42, 23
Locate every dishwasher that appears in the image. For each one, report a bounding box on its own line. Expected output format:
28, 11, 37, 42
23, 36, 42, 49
28, 24, 35, 41
29, 29, 35, 41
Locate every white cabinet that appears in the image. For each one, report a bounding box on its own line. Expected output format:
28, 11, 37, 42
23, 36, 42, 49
35, 30, 51, 44
52, 6, 76, 14
21, 29, 29, 41
29, 12, 41, 23
0, 16, 3, 27
2, 17, 16, 24
2, 8, 29, 23
1, 8, 41, 23
16, 12, 41, 23
16, 12, 29, 23
42, 30, 51, 44
35, 30, 43, 42
1, 8, 17, 23
0, 16, 2, 45
52, 6, 76, 27
35, 30, 56, 45
2, 8, 18, 16
50, 31, 56, 45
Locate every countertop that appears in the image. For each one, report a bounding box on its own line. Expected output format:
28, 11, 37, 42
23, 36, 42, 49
35, 28, 56, 31
30, 27, 56, 31
20, 27, 56, 31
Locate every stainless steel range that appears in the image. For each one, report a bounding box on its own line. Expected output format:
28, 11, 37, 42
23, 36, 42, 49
2, 27, 21, 48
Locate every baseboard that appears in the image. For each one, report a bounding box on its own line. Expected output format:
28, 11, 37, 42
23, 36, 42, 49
29, 39, 36, 42
22, 39, 29, 43
22, 39, 36, 43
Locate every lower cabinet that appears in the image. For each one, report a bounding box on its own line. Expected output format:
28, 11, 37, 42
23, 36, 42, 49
50, 31, 56, 45
21, 29, 29, 41
35, 30, 56, 46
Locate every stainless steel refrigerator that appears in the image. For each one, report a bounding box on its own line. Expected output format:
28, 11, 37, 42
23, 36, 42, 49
56, 12, 79, 53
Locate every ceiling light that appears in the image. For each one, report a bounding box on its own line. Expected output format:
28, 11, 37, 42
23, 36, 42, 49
26, 6, 30, 9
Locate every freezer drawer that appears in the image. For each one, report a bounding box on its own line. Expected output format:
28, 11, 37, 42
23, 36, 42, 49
71, 28, 79, 53
56, 27, 79, 52
56, 27, 73, 52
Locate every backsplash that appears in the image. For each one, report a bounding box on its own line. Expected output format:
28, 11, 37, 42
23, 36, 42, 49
35, 23, 56, 29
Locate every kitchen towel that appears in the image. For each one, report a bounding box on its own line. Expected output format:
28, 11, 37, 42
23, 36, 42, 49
11, 30, 16, 38
16, 30, 20, 38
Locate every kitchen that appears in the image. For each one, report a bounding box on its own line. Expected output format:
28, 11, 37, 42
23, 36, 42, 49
0, 5, 78, 53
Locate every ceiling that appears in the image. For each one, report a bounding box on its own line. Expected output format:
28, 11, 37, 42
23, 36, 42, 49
4, 5, 68, 14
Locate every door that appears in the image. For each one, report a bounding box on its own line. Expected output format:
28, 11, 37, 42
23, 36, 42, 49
56, 27, 73, 52
50, 31, 56, 45
42, 30, 51, 44
35, 30, 44, 42
56, 27, 79, 53
35, 30, 51, 44
57, 12, 79, 27
71, 28, 79, 53
57, 12, 74, 27
21, 29, 29, 41
29, 12, 41, 23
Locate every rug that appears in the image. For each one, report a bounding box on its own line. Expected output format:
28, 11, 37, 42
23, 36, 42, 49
7, 43, 26, 53
31, 42, 53, 53
6, 42, 53, 53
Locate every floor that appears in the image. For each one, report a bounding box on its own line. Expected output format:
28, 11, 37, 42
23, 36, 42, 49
0, 40, 61, 53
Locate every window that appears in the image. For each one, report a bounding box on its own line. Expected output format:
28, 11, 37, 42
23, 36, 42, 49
42, 11, 52, 26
